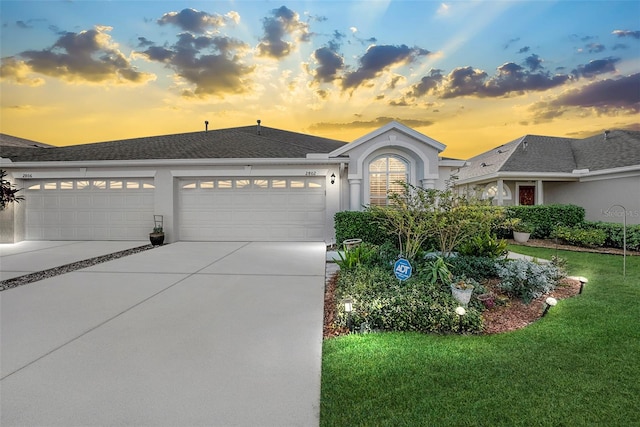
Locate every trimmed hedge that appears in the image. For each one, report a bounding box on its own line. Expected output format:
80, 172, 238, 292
506, 205, 585, 238
584, 221, 640, 251
334, 211, 392, 246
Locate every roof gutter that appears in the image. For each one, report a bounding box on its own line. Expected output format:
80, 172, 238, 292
0, 157, 348, 169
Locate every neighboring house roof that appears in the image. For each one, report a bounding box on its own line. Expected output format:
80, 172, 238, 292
456, 129, 640, 183
0, 126, 348, 163
0, 134, 53, 148
571, 129, 640, 171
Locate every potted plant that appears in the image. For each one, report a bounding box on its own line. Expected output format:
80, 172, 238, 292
451, 276, 477, 306
513, 221, 534, 243
149, 215, 165, 246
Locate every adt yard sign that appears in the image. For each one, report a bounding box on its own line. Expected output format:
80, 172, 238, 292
394, 258, 413, 281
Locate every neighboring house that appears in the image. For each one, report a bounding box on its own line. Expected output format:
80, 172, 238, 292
454, 129, 640, 225
0, 121, 464, 243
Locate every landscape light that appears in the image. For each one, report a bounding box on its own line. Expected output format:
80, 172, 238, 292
542, 297, 558, 317
455, 306, 466, 316
343, 298, 353, 313
577, 276, 588, 294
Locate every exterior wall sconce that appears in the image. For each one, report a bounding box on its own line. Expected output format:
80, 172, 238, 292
330, 173, 336, 184
542, 297, 557, 317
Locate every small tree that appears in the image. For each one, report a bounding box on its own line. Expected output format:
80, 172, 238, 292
369, 181, 508, 259
1, 170, 24, 210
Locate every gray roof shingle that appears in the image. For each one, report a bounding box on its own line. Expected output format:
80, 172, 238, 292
457, 129, 640, 181
1, 126, 348, 162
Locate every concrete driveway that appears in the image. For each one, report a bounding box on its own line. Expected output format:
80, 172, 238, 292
1, 241, 326, 427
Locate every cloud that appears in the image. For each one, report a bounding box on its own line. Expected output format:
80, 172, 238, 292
524, 54, 542, 71
256, 6, 310, 59
311, 46, 344, 83
518, 46, 530, 54
138, 32, 254, 98
439, 66, 488, 98
406, 69, 444, 97
157, 8, 239, 34
552, 73, 639, 111
309, 116, 433, 131
1, 26, 154, 85
529, 73, 640, 122
612, 29, 640, 39
0, 57, 45, 86
585, 43, 605, 53
342, 44, 431, 90
572, 57, 619, 78
438, 62, 571, 99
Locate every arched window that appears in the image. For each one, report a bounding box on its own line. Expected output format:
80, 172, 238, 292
369, 155, 409, 206
482, 182, 512, 200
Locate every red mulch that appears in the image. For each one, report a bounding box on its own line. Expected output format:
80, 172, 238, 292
323, 239, 633, 338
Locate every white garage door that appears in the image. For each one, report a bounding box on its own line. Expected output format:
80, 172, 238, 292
25, 179, 155, 240
179, 177, 326, 241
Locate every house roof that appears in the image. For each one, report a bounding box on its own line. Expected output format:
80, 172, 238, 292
0, 126, 348, 163
0, 134, 53, 148
329, 120, 446, 157
457, 129, 640, 182
571, 129, 640, 171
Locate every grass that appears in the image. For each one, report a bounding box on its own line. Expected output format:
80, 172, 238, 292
320, 246, 640, 426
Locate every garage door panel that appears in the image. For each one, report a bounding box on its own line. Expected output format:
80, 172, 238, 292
42, 196, 59, 209
178, 177, 325, 241
25, 179, 154, 241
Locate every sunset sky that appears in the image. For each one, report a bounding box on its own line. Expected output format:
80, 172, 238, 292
1, 0, 639, 158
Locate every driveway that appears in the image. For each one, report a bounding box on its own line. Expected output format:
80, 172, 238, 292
0, 241, 326, 427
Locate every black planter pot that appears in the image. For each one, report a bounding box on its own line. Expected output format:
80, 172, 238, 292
149, 232, 165, 246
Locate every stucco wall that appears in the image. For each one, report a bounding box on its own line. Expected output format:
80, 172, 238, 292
545, 175, 640, 225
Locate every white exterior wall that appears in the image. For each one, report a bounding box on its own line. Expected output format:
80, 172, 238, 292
2, 161, 344, 243
544, 175, 640, 225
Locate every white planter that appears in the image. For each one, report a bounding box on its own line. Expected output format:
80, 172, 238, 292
513, 231, 531, 243
451, 285, 474, 306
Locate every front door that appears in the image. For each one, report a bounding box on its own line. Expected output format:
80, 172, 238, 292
519, 185, 535, 205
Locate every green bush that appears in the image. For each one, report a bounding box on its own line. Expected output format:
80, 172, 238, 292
584, 221, 640, 251
551, 225, 606, 248
334, 211, 392, 246
457, 232, 508, 258
446, 256, 507, 281
335, 266, 483, 334
506, 205, 585, 238
333, 242, 377, 270
495, 259, 565, 303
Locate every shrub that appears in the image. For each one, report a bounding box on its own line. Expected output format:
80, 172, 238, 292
506, 205, 585, 238
551, 225, 606, 248
457, 232, 508, 258
334, 211, 392, 246
0, 170, 24, 210
584, 221, 640, 251
447, 256, 506, 281
369, 182, 508, 261
333, 242, 377, 270
495, 259, 565, 303
335, 266, 483, 334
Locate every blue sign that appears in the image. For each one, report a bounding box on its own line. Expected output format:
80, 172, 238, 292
394, 258, 413, 281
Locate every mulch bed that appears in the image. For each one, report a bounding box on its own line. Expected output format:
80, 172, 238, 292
323, 272, 581, 338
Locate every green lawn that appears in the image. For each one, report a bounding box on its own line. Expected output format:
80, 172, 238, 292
320, 247, 640, 426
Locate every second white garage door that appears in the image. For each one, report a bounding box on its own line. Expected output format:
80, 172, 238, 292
179, 177, 326, 241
